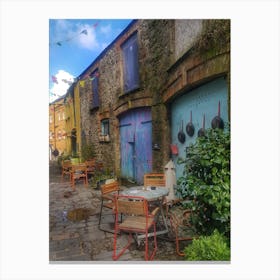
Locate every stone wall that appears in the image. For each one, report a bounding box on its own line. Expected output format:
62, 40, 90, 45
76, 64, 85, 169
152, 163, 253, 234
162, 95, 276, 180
174, 19, 203, 60
79, 19, 230, 178
80, 20, 174, 175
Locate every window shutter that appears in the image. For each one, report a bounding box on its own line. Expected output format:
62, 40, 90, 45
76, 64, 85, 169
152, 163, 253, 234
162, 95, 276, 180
92, 72, 99, 108
122, 33, 139, 93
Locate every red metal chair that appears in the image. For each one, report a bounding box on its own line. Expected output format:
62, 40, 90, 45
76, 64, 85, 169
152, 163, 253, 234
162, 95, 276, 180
85, 159, 96, 177
168, 207, 197, 256
112, 195, 159, 261
144, 173, 170, 214
144, 173, 166, 188
61, 160, 72, 182
71, 163, 88, 190
98, 181, 120, 233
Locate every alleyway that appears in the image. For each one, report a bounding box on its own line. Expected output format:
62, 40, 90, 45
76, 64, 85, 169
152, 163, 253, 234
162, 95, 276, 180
49, 162, 184, 262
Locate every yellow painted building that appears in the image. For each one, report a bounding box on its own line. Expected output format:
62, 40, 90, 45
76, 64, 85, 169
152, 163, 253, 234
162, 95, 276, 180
49, 95, 67, 160
64, 82, 82, 158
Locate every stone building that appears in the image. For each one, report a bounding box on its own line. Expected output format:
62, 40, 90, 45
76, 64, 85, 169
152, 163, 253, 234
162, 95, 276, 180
73, 19, 230, 183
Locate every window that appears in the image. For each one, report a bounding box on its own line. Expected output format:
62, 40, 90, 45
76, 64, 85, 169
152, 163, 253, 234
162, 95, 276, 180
101, 119, 109, 136
91, 69, 100, 109
49, 115, 53, 123
121, 32, 139, 93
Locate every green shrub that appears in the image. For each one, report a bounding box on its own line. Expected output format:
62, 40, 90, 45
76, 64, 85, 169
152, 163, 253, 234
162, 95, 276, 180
177, 126, 230, 238
57, 154, 71, 167
184, 230, 230, 261
81, 143, 95, 161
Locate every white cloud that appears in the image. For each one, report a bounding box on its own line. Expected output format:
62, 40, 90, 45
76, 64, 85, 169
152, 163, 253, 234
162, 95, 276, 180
49, 70, 74, 103
52, 20, 100, 51
100, 24, 112, 36
76, 23, 99, 50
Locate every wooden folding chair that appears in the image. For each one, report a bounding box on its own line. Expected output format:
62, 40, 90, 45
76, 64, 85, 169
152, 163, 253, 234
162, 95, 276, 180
71, 163, 88, 190
112, 195, 159, 261
98, 181, 120, 233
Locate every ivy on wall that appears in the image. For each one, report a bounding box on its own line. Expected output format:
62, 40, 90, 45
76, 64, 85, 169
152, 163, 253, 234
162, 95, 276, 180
193, 19, 230, 56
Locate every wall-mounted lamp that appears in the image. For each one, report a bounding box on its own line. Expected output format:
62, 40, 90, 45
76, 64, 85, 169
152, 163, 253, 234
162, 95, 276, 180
153, 143, 160, 150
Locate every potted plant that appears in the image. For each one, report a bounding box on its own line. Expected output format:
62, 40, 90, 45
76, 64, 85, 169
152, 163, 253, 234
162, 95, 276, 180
70, 153, 80, 164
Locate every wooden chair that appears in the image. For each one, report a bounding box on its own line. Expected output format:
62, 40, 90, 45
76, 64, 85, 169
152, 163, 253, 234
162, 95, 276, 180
71, 163, 88, 190
61, 160, 72, 182
144, 173, 166, 187
112, 195, 159, 261
85, 159, 95, 177
98, 181, 120, 233
144, 173, 170, 214
95, 161, 104, 173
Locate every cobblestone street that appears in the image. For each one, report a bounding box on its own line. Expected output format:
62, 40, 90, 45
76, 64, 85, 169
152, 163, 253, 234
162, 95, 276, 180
49, 163, 184, 262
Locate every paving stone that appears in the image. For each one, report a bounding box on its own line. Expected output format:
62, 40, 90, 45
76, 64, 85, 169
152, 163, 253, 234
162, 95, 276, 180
49, 164, 183, 262
93, 250, 134, 261
51, 232, 80, 241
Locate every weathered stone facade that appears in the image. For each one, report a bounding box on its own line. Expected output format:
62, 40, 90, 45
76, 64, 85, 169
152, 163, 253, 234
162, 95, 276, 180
77, 19, 230, 182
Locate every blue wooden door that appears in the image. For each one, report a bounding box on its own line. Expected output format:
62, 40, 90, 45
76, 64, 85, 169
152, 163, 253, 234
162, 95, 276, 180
119, 107, 152, 184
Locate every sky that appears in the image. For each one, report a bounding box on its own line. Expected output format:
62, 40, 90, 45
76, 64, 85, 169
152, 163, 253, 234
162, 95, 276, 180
49, 19, 133, 102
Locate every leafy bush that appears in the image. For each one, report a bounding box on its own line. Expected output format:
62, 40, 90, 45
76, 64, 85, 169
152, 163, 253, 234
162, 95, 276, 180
81, 143, 95, 161
177, 126, 230, 238
57, 154, 71, 167
184, 230, 230, 261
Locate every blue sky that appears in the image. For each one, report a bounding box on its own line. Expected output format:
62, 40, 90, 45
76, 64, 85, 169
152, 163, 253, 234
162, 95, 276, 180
49, 19, 133, 102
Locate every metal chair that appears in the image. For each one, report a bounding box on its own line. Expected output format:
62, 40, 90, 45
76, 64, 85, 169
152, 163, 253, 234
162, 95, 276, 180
98, 181, 120, 233
85, 159, 96, 177
144, 173, 170, 214
61, 160, 72, 182
112, 195, 159, 261
144, 173, 166, 187
168, 207, 197, 256
71, 163, 88, 190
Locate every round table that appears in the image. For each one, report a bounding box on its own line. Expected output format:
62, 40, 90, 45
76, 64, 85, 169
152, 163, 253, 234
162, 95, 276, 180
120, 186, 169, 201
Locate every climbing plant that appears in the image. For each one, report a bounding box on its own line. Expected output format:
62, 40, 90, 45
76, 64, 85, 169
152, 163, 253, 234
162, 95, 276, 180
177, 125, 230, 239
192, 19, 230, 57
81, 142, 96, 161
